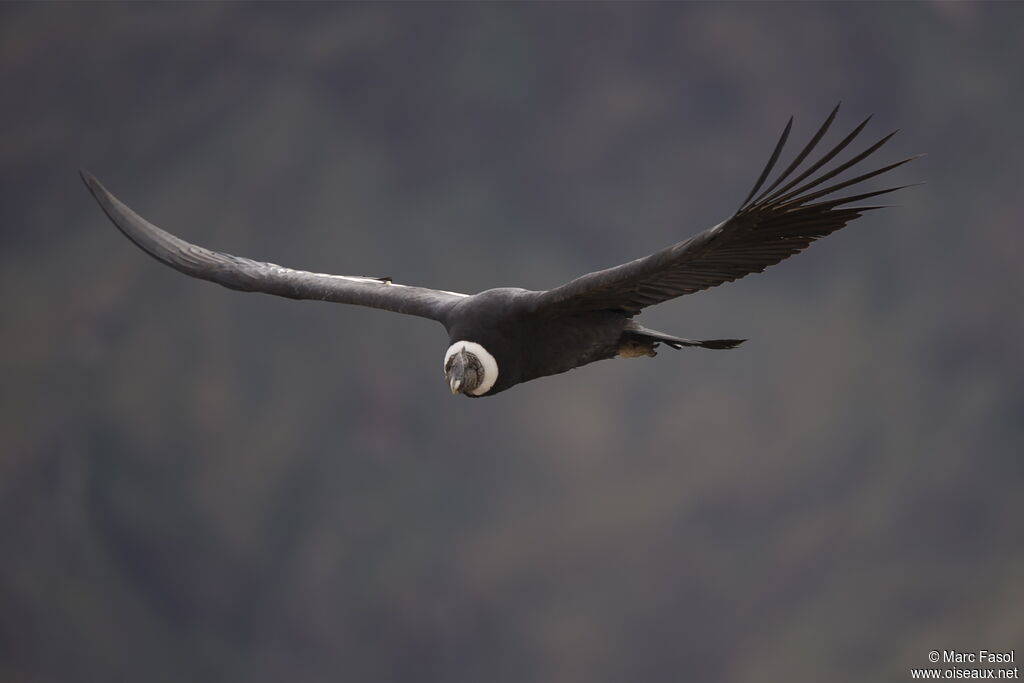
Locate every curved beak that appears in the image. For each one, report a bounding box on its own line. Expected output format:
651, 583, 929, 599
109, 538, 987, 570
447, 352, 467, 394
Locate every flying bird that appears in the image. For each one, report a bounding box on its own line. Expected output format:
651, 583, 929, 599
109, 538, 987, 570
82, 105, 915, 397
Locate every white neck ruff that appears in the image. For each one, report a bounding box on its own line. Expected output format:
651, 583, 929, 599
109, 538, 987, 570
444, 341, 499, 396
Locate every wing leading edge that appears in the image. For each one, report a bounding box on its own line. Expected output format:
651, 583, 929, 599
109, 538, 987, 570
534, 104, 919, 316
81, 171, 466, 322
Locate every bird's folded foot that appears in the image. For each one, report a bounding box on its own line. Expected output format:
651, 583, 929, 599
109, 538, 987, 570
616, 339, 658, 358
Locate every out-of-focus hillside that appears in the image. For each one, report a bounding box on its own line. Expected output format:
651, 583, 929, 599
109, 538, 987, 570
1, 3, 1021, 682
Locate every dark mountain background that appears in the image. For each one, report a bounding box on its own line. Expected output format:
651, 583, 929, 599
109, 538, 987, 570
2, 3, 1021, 682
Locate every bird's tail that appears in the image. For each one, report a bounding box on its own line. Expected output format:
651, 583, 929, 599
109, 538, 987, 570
626, 325, 745, 351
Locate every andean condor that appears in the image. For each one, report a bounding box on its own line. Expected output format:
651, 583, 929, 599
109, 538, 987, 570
81, 104, 916, 397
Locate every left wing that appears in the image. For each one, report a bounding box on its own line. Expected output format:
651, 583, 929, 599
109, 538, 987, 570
533, 104, 918, 316
81, 171, 467, 322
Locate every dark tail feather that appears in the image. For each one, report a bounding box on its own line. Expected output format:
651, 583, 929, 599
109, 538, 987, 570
628, 325, 746, 350
664, 338, 746, 350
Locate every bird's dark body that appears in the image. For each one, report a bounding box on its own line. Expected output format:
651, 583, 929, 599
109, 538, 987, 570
81, 104, 916, 397
442, 288, 627, 395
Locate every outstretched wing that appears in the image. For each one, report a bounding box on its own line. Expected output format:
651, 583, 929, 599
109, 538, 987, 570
534, 104, 918, 316
81, 172, 467, 322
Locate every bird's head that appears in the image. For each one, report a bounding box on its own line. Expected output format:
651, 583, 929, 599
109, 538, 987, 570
443, 341, 499, 397
445, 349, 481, 395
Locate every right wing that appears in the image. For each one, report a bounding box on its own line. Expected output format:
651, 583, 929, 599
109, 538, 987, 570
81, 171, 468, 322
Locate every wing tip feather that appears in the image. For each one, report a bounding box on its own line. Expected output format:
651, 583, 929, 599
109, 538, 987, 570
741, 115, 794, 208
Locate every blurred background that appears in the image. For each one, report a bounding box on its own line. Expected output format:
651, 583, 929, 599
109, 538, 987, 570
2, 2, 1022, 682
